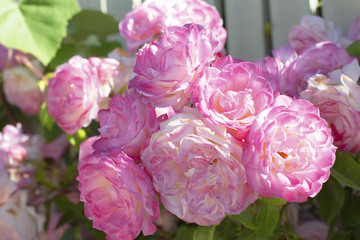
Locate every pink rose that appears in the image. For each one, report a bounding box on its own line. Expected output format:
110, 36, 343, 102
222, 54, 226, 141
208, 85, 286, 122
119, 4, 164, 53
141, 108, 258, 225
119, 0, 226, 54
77, 151, 160, 240
243, 95, 336, 202
255, 46, 298, 94
287, 15, 349, 53
88, 57, 120, 97
129, 23, 220, 109
161, 0, 227, 54
348, 16, 360, 42
284, 42, 354, 97
300, 60, 360, 153
93, 90, 158, 160
211, 55, 244, 69
108, 48, 136, 94
47, 56, 118, 135
192, 61, 274, 140
0, 124, 28, 167
47, 56, 100, 135
2, 60, 43, 115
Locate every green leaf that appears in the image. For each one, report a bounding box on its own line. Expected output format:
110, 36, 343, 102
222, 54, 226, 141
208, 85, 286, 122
67, 10, 119, 41
341, 193, 360, 228
67, 128, 87, 151
316, 176, 345, 225
174, 225, 196, 240
193, 225, 216, 240
331, 152, 360, 191
329, 230, 353, 240
228, 206, 256, 230
260, 197, 287, 206
236, 228, 257, 240
0, 0, 80, 65
255, 201, 280, 240
347, 40, 360, 59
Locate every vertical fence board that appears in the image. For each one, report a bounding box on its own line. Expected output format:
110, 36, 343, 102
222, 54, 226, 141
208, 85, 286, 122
106, 0, 133, 22
322, 0, 360, 36
77, 0, 101, 10
224, 0, 266, 61
269, 0, 310, 50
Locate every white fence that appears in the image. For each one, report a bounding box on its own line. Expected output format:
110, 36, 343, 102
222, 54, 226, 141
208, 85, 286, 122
77, 0, 360, 61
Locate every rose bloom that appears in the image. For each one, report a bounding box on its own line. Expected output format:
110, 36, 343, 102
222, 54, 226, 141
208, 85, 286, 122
287, 15, 349, 54
119, 3, 164, 53
160, 0, 227, 54
192, 61, 274, 140
93, 90, 158, 160
3, 59, 43, 115
255, 46, 298, 94
88, 57, 120, 97
300, 60, 360, 153
0, 191, 45, 240
243, 95, 336, 202
129, 23, 220, 109
47, 56, 100, 135
348, 16, 360, 42
0, 124, 28, 167
119, 0, 226, 54
77, 151, 159, 240
141, 108, 258, 225
47, 56, 119, 135
283, 42, 354, 97
108, 48, 136, 94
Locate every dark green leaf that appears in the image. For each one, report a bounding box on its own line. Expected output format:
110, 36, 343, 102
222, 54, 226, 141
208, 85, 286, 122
255, 201, 280, 239
0, 0, 80, 65
236, 228, 257, 240
68, 10, 119, 41
193, 225, 216, 240
347, 40, 360, 59
174, 225, 196, 240
341, 193, 360, 228
316, 176, 345, 225
260, 197, 287, 206
331, 152, 360, 191
228, 205, 256, 230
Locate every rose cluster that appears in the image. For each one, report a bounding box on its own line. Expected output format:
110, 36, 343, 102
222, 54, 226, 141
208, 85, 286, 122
1, 0, 360, 239
71, 2, 359, 239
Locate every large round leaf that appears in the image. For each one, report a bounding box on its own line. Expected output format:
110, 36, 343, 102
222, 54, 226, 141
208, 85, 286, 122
0, 0, 80, 65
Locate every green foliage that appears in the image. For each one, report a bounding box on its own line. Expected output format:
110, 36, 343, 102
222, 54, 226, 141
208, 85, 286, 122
0, 0, 80, 65
316, 176, 345, 225
331, 152, 360, 191
255, 200, 280, 239
193, 225, 216, 240
67, 129, 87, 151
347, 40, 360, 60
174, 225, 196, 240
47, 10, 121, 70
227, 205, 256, 230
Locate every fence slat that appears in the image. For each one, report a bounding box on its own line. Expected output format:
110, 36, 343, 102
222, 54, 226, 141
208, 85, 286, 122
77, 0, 101, 10
322, 0, 360, 36
224, 0, 266, 61
269, 0, 310, 50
